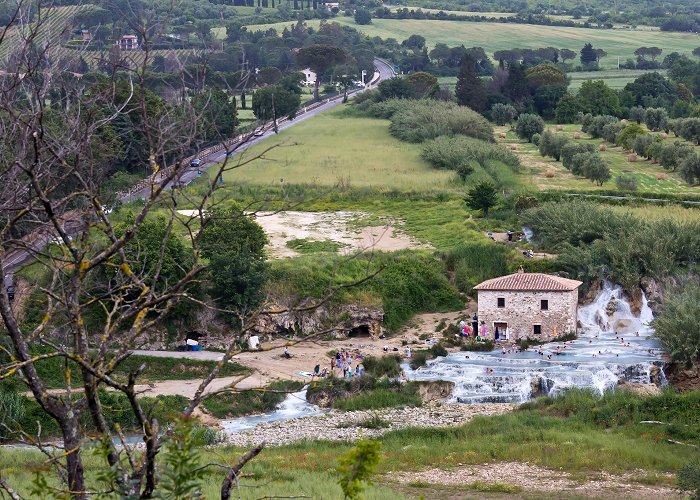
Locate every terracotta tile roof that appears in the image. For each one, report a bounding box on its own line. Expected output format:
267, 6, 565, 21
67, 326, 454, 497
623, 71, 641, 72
474, 272, 582, 292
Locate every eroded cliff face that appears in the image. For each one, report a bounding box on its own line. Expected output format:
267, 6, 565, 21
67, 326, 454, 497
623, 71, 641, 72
134, 301, 384, 350
664, 363, 700, 393
249, 302, 384, 340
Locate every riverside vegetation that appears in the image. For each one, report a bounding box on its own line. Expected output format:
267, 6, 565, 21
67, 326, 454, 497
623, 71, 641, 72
2, 389, 699, 497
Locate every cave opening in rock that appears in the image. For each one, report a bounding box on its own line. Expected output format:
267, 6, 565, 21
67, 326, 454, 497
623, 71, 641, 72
348, 325, 370, 337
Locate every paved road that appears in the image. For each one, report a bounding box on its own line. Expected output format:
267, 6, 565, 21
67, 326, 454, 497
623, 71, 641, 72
122, 58, 396, 202
1, 59, 396, 278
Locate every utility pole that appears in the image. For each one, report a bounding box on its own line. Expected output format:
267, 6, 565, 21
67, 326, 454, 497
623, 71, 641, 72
271, 91, 278, 133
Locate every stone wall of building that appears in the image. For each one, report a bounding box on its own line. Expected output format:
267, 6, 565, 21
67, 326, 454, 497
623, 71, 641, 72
477, 289, 578, 341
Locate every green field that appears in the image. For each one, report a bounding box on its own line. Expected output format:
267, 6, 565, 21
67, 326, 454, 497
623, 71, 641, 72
390, 7, 516, 17
0, 5, 95, 58
247, 17, 699, 69
568, 69, 668, 91
225, 107, 455, 191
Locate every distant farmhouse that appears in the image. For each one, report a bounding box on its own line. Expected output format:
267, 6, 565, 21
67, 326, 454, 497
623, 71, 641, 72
115, 34, 139, 51
474, 269, 582, 341
301, 68, 316, 86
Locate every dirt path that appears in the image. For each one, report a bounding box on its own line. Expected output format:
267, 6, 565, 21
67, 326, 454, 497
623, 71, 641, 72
388, 462, 678, 499
126, 309, 473, 393
485, 232, 557, 259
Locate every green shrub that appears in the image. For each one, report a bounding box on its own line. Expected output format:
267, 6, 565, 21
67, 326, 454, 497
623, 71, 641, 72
386, 99, 494, 143
362, 356, 402, 378
409, 350, 430, 370
202, 380, 303, 418
531, 133, 541, 146
268, 251, 462, 332
461, 339, 495, 351
652, 281, 700, 368
430, 343, 448, 357
615, 123, 646, 150
357, 414, 391, 429
409, 343, 448, 369
337, 440, 382, 500
442, 243, 509, 295
421, 136, 519, 173
538, 130, 569, 161
515, 113, 545, 142
561, 142, 596, 170
678, 458, 700, 499
616, 174, 638, 191
491, 103, 518, 125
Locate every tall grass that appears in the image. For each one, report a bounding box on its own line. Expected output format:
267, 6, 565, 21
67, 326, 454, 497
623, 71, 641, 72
362, 355, 402, 378
388, 100, 494, 143
522, 388, 700, 444
442, 242, 509, 295
334, 387, 422, 411
422, 135, 519, 171
521, 200, 700, 291
0, 351, 248, 392
0, 392, 189, 440
268, 250, 463, 331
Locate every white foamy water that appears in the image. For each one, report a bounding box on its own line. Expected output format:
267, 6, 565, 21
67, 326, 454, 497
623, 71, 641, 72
221, 387, 325, 433
406, 282, 665, 404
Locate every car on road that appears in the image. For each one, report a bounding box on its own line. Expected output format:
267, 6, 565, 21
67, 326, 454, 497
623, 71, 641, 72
190, 158, 202, 168
253, 129, 264, 137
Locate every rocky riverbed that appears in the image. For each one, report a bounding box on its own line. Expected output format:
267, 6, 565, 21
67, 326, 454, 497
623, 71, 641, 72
224, 402, 513, 447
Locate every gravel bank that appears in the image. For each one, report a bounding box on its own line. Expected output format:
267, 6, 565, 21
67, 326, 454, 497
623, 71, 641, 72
224, 403, 513, 447
389, 462, 678, 498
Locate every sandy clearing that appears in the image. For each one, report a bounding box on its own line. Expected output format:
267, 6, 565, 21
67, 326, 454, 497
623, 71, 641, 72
176, 210, 430, 258
133, 375, 244, 398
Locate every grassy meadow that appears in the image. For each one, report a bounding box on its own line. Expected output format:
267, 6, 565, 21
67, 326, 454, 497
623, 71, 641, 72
224, 107, 456, 191
568, 69, 668, 91
245, 17, 699, 68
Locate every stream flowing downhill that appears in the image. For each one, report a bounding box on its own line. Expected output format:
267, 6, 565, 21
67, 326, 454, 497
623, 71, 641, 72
406, 282, 666, 403
219, 282, 665, 433
221, 388, 325, 433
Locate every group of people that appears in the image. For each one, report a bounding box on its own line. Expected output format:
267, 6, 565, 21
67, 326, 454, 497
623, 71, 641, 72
330, 351, 364, 379
457, 320, 512, 342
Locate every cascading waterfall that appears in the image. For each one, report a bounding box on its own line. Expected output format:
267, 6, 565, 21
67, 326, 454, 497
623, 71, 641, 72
221, 387, 325, 433
406, 282, 665, 404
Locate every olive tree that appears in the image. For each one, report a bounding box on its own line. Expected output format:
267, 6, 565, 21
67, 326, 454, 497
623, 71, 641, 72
515, 113, 545, 142
490, 103, 518, 126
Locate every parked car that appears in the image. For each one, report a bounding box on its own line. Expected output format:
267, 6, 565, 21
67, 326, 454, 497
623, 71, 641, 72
254, 129, 264, 137
190, 158, 202, 168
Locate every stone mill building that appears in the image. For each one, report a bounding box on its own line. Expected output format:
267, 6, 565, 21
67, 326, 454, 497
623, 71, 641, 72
474, 269, 583, 341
